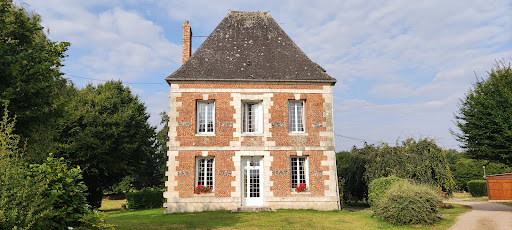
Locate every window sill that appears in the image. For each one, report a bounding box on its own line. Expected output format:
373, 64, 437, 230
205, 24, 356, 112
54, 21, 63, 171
289, 132, 308, 136
194, 192, 215, 197
291, 191, 311, 195
241, 132, 264, 136
195, 133, 215, 136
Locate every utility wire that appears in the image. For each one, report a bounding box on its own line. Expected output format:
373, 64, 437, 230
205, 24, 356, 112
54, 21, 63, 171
65, 74, 163, 85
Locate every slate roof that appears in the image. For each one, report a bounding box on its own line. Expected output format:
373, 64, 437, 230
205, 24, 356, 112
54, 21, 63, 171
166, 11, 336, 83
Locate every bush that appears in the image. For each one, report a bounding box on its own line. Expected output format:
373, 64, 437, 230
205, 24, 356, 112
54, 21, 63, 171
126, 188, 164, 210
0, 106, 53, 229
29, 154, 89, 229
368, 176, 404, 208
468, 180, 487, 197
375, 182, 441, 225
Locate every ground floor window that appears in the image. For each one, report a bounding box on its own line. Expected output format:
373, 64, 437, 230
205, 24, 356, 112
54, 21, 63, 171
291, 157, 308, 191
195, 158, 214, 192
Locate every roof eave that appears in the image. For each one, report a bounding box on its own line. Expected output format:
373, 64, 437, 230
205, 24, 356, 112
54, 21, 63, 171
165, 77, 337, 85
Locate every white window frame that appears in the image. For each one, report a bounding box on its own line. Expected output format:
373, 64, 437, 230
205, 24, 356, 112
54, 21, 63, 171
196, 100, 215, 134
288, 100, 305, 133
242, 101, 263, 134
290, 156, 309, 191
195, 157, 215, 190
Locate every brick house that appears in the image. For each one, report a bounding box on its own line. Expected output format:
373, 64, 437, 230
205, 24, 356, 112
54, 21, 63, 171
164, 11, 339, 213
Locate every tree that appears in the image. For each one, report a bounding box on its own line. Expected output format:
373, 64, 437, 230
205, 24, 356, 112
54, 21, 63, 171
0, 0, 69, 160
0, 105, 89, 229
453, 158, 512, 191
55, 81, 156, 208
454, 61, 512, 165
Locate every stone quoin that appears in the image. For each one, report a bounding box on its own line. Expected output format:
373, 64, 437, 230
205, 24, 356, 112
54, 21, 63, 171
164, 11, 340, 213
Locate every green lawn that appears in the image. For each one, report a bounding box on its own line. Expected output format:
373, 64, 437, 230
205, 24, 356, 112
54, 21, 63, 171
105, 203, 470, 230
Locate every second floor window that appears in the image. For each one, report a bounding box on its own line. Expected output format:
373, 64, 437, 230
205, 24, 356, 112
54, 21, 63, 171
242, 102, 262, 133
288, 100, 305, 133
197, 101, 214, 133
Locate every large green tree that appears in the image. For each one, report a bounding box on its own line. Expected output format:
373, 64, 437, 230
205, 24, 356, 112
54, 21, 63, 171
55, 81, 156, 208
0, 0, 69, 159
454, 62, 512, 165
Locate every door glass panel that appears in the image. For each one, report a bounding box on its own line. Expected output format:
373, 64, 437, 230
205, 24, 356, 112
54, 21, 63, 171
250, 169, 260, 197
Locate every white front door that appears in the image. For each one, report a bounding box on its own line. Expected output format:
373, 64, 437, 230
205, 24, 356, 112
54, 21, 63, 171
242, 157, 264, 206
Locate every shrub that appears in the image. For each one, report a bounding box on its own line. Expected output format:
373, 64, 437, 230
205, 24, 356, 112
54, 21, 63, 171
29, 154, 89, 229
468, 180, 487, 197
0, 106, 53, 229
126, 188, 164, 210
368, 176, 404, 208
375, 182, 441, 225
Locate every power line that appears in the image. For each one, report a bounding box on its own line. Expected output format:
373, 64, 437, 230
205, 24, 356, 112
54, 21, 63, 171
65, 74, 163, 85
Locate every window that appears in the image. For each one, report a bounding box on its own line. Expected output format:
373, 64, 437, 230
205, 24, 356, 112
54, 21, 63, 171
291, 157, 308, 190
242, 102, 263, 133
196, 158, 214, 189
288, 100, 305, 133
197, 101, 214, 133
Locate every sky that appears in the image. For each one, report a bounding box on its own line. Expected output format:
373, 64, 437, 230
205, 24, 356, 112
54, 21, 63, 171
16, 0, 512, 151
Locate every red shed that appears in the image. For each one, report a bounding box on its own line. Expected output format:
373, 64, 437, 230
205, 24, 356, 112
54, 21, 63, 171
486, 173, 512, 200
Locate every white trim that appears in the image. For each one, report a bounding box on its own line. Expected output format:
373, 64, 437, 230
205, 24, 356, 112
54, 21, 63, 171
290, 156, 309, 191
195, 157, 215, 191
196, 100, 215, 134
289, 100, 305, 133
242, 101, 263, 134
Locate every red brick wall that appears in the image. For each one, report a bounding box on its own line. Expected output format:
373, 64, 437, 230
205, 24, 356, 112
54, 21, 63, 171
175, 92, 236, 146
178, 83, 324, 90
270, 151, 329, 197
175, 151, 236, 198
268, 93, 327, 147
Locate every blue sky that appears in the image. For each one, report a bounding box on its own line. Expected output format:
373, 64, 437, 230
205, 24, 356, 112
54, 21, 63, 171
17, 0, 512, 151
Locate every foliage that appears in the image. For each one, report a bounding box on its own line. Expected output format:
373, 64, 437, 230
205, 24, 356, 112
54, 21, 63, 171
28, 154, 89, 229
0, 105, 52, 229
336, 149, 369, 201
338, 177, 344, 209
77, 210, 116, 230
337, 138, 455, 202
126, 188, 164, 210
0, 0, 69, 160
453, 158, 511, 191
467, 180, 487, 197
55, 81, 157, 208
375, 182, 441, 225
368, 176, 404, 208
364, 138, 455, 195
454, 61, 512, 165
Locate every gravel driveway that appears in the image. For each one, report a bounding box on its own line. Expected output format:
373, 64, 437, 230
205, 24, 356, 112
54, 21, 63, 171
447, 201, 512, 230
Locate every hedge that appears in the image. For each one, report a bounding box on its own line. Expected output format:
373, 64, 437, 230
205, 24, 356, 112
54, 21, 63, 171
126, 188, 164, 210
368, 176, 404, 208
467, 180, 487, 197
375, 182, 441, 225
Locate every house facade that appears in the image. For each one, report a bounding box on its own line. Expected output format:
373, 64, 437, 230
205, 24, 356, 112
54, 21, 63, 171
164, 11, 339, 213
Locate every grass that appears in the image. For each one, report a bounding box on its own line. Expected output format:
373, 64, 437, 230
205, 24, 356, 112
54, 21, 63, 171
104, 201, 470, 230
99, 199, 127, 213
451, 192, 489, 201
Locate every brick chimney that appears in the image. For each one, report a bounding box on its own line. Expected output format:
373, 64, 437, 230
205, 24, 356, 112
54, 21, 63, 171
182, 21, 192, 64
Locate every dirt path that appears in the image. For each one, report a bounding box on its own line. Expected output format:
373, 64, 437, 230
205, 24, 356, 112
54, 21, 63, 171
447, 200, 512, 230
